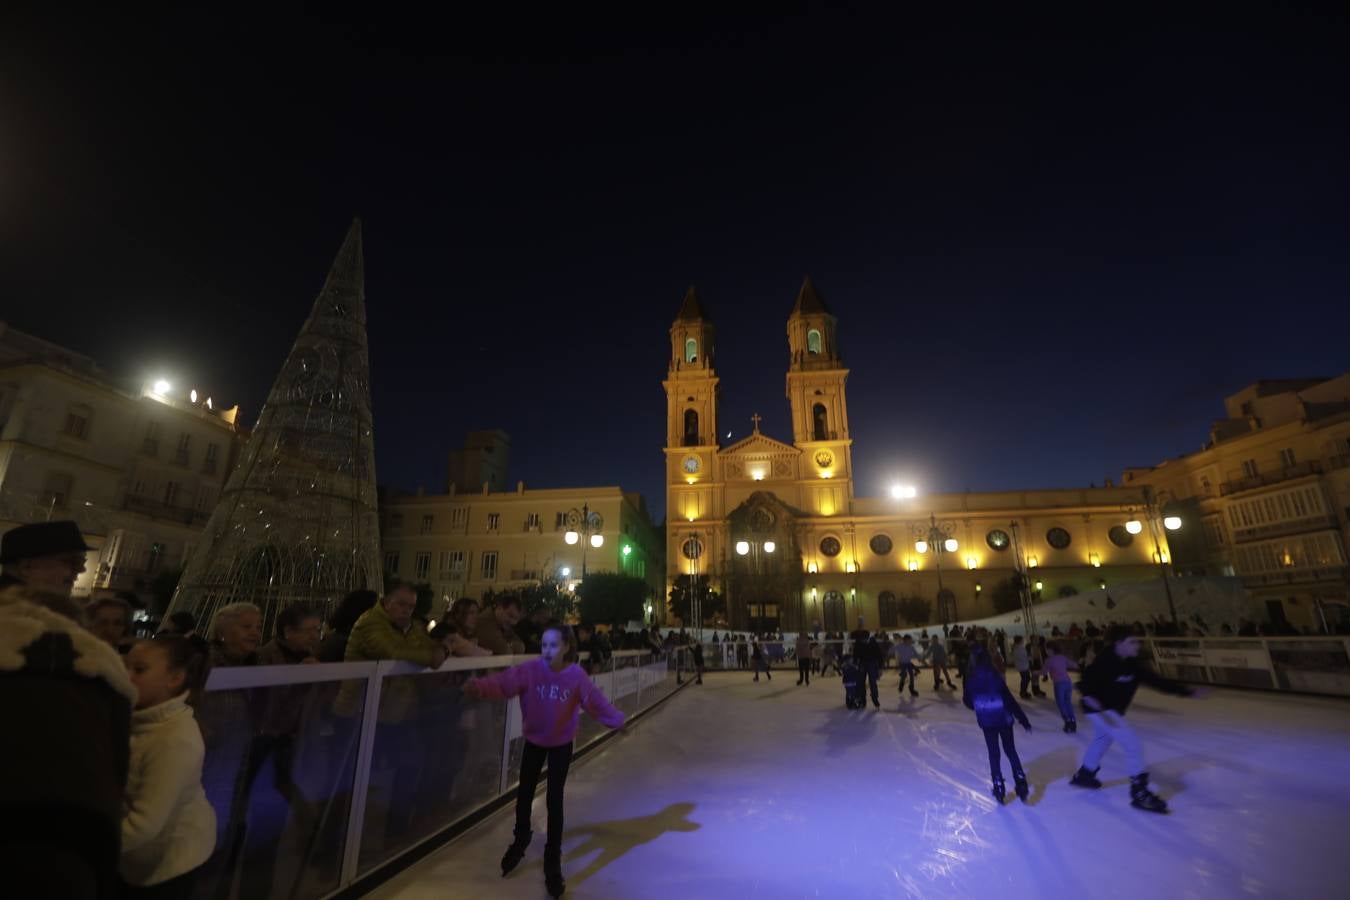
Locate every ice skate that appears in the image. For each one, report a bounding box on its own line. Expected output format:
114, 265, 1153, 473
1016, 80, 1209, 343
991, 776, 1006, 803
1070, 766, 1102, 789
1066, 720, 1076, 734
544, 845, 565, 896
500, 827, 531, 876
1130, 773, 1168, 814
1014, 774, 1029, 802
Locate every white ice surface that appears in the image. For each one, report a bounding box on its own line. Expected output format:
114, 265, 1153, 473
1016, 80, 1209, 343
367, 670, 1350, 900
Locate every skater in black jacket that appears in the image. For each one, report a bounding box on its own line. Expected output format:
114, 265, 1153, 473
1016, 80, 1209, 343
963, 645, 1032, 803
1069, 625, 1200, 813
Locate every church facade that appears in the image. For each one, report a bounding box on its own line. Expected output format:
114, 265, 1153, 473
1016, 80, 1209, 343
663, 279, 1174, 632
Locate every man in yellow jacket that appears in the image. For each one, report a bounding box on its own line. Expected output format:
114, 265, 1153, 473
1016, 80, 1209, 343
335, 582, 448, 843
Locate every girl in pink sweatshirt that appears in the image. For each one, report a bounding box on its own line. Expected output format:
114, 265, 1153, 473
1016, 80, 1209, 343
464, 622, 625, 898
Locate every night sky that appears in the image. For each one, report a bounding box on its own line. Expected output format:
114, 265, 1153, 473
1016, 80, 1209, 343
3, 6, 1347, 521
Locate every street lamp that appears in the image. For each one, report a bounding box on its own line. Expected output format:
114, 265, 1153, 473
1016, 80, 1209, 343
914, 513, 958, 626
735, 537, 776, 634
1124, 487, 1183, 625
563, 503, 605, 577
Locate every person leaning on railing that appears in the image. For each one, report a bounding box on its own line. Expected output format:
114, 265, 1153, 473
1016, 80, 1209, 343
333, 583, 448, 717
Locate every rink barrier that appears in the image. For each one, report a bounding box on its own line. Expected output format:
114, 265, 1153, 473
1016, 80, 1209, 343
1143, 636, 1350, 696
691, 636, 1350, 697
188, 647, 690, 900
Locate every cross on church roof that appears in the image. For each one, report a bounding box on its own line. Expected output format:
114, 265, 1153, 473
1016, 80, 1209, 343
751, 413, 762, 432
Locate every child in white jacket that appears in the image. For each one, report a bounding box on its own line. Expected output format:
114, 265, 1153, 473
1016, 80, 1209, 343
121, 634, 217, 898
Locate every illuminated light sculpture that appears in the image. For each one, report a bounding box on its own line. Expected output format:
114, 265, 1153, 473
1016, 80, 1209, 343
166, 219, 383, 635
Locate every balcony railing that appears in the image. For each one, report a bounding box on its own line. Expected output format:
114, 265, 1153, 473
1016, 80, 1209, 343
1220, 460, 1323, 496
1240, 565, 1350, 588
121, 493, 209, 526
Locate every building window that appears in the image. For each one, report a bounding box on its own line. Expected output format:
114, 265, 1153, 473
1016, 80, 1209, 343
822, 591, 846, 631
681, 537, 703, 560
174, 433, 191, 466
164, 481, 180, 507
878, 591, 899, 628
195, 487, 214, 513
685, 337, 698, 363
526, 512, 541, 530
420, 514, 434, 534
143, 421, 161, 456
384, 551, 400, 574
1242, 459, 1258, 479
1045, 527, 1072, 550
42, 472, 74, 510
819, 535, 842, 557
683, 409, 699, 446
812, 403, 829, 442
807, 329, 822, 355
443, 550, 467, 576
203, 443, 219, 475
481, 551, 498, 580
1279, 448, 1296, 468
1108, 525, 1133, 548
64, 405, 91, 439
487, 513, 500, 531
389, 513, 404, 530
869, 534, 893, 555
986, 529, 1011, 551
450, 507, 468, 529
415, 552, 431, 580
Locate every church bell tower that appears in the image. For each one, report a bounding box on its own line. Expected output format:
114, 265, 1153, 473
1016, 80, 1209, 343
786, 276, 853, 508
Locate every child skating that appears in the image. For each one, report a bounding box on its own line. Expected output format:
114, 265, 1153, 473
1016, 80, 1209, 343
963, 644, 1033, 803
1042, 642, 1079, 732
1070, 625, 1200, 813
464, 622, 625, 897
894, 634, 921, 697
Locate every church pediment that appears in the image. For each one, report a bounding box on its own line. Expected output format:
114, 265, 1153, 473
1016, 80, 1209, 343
719, 432, 800, 457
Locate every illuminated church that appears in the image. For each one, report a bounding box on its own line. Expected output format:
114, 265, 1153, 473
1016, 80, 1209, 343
662, 279, 1169, 632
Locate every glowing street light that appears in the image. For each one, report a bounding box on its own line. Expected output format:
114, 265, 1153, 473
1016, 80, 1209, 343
563, 503, 604, 576
736, 540, 750, 556
763, 541, 776, 553
1163, 516, 1182, 531
890, 484, 917, 499
152, 379, 171, 396
1125, 519, 1143, 535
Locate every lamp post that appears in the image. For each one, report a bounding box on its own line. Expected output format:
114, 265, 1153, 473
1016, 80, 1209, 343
563, 503, 605, 578
687, 529, 704, 641
1125, 487, 1182, 625
914, 514, 958, 626
735, 537, 776, 634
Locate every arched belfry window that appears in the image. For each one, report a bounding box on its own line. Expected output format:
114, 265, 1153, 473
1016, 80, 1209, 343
685, 338, 698, 363
684, 409, 699, 446
807, 329, 822, 355
812, 403, 829, 441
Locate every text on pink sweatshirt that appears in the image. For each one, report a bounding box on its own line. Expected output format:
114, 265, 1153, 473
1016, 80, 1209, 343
473, 658, 626, 746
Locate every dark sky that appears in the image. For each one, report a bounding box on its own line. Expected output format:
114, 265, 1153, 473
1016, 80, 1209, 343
3, 5, 1348, 521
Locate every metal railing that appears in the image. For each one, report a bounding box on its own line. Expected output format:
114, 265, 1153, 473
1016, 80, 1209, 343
189, 648, 688, 900
1220, 460, 1323, 496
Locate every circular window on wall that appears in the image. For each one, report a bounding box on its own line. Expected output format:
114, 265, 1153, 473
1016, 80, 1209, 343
1108, 525, 1133, 548
869, 533, 893, 555
819, 536, 842, 557
681, 537, 704, 560
986, 529, 1010, 551
1046, 527, 1072, 550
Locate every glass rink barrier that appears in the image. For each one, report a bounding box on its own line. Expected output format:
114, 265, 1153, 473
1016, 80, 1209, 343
1146, 635, 1350, 696
693, 634, 1350, 697
190, 648, 688, 900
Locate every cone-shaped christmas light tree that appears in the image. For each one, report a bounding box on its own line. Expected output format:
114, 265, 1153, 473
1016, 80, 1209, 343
168, 219, 382, 634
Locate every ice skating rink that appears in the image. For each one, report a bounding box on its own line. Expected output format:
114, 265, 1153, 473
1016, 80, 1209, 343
368, 670, 1350, 900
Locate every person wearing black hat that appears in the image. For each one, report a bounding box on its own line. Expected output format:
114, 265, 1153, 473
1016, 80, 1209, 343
0, 520, 94, 598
